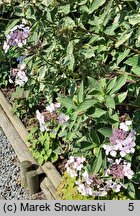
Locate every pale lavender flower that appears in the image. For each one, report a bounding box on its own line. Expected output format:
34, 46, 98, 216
46, 102, 61, 113
120, 121, 132, 132
65, 156, 86, 178
76, 182, 87, 196
72, 162, 83, 171
117, 130, 136, 157
82, 171, 93, 185
15, 71, 28, 86
123, 161, 134, 179
3, 24, 29, 53
106, 180, 122, 192
86, 187, 93, 196
58, 113, 69, 124
54, 102, 61, 109
36, 110, 48, 132
68, 156, 75, 164
67, 167, 77, 178
76, 157, 86, 164
102, 144, 119, 157
46, 103, 56, 113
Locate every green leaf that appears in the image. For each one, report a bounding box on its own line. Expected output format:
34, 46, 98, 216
129, 14, 140, 26
98, 127, 112, 137
132, 66, 140, 75
117, 49, 130, 66
58, 4, 70, 15
92, 150, 102, 174
80, 142, 97, 152
42, 0, 52, 6
115, 32, 132, 48
87, 77, 101, 90
90, 129, 100, 145
125, 55, 140, 67
5, 19, 20, 35
82, 45, 95, 58
38, 66, 47, 81
59, 97, 77, 109
90, 0, 106, 13
61, 16, 75, 28
116, 91, 128, 103
104, 24, 118, 36
67, 41, 74, 55
51, 152, 59, 163
106, 77, 117, 93
75, 99, 97, 114
127, 182, 136, 199
106, 95, 115, 109
77, 81, 84, 103
47, 149, 52, 157
38, 157, 44, 165
110, 75, 127, 95
62, 41, 75, 71
92, 108, 106, 118
44, 141, 49, 151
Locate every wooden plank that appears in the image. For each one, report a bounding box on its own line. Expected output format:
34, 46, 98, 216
41, 177, 60, 200
0, 90, 30, 148
0, 106, 37, 164
42, 162, 61, 189
40, 180, 54, 200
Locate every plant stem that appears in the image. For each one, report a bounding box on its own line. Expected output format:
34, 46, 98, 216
115, 69, 140, 79
0, 18, 11, 21
78, 27, 140, 55
103, 33, 140, 55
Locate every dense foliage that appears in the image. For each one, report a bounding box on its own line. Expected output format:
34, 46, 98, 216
1, 0, 140, 199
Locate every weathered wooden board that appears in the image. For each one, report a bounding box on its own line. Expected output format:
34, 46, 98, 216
0, 90, 30, 148
40, 179, 54, 200
41, 177, 60, 200
42, 162, 61, 189
0, 106, 36, 164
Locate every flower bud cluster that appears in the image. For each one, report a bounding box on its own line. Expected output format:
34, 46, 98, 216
106, 158, 134, 180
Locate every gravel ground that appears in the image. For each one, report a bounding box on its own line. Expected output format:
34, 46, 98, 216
0, 127, 46, 200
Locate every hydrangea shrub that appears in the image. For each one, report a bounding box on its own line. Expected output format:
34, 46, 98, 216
1, 0, 140, 199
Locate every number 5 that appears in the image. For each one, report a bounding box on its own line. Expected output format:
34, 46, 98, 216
128, 203, 134, 211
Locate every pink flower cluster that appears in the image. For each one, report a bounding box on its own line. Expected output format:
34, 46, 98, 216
9, 63, 28, 87
65, 156, 125, 197
36, 102, 69, 132
3, 24, 29, 53
65, 156, 86, 177
103, 121, 136, 157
